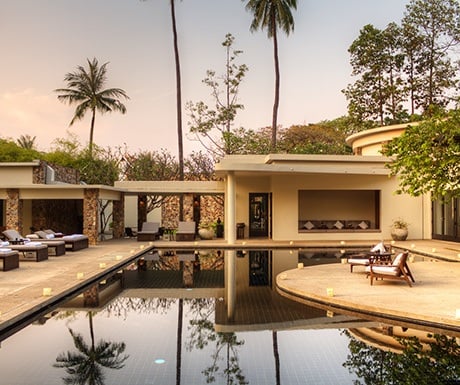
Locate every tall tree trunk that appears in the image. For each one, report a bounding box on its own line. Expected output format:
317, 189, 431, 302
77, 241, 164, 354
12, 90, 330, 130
89, 108, 96, 157
272, 20, 280, 152
171, 0, 184, 220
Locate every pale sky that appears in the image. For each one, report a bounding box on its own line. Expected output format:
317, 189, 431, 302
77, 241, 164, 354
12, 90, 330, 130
0, 0, 409, 156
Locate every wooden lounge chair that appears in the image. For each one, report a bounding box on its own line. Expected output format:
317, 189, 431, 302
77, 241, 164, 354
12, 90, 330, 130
176, 221, 196, 241
137, 222, 160, 241
4, 229, 65, 256
366, 251, 415, 287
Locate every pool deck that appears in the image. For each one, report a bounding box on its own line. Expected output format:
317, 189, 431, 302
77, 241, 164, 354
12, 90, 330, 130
0, 238, 459, 339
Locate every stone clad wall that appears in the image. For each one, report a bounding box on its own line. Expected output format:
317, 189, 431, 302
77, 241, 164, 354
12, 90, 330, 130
83, 189, 99, 245
5, 189, 22, 233
33, 161, 80, 184
161, 193, 224, 231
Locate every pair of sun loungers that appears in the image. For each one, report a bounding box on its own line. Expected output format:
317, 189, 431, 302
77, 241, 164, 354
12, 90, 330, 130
136, 221, 196, 242
1, 229, 89, 262
348, 243, 415, 287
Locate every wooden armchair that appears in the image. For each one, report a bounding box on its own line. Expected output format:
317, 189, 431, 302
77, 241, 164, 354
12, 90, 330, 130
366, 251, 415, 287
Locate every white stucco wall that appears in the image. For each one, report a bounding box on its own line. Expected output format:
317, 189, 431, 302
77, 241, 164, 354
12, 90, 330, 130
232, 172, 426, 242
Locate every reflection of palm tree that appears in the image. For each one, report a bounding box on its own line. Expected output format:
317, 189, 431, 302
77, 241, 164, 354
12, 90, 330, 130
54, 312, 128, 385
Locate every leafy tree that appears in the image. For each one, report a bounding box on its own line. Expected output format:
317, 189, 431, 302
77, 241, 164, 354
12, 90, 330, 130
187, 33, 248, 156
55, 57, 129, 157
184, 151, 216, 181
382, 110, 460, 200
278, 123, 352, 154
17, 134, 37, 150
225, 127, 272, 155
343, 23, 406, 126
242, 0, 297, 150
402, 0, 460, 114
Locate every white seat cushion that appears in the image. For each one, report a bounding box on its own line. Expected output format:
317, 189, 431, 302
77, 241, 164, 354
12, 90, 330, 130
348, 258, 369, 265
366, 266, 399, 276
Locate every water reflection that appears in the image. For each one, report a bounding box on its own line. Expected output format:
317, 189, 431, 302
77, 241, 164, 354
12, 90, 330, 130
0, 248, 459, 384
54, 311, 129, 385
343, 328, 460, 385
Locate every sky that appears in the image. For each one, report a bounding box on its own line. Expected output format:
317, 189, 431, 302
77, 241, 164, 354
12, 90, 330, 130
0, 0, 410, 156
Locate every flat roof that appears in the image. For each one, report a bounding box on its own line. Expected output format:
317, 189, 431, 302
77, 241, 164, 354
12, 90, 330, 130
214, 154, 393, 176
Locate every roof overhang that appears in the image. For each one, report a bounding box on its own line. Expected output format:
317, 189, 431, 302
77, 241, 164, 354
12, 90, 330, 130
0, 184, 124, 200
214, 154, 393, 177
114, 180, 225, 195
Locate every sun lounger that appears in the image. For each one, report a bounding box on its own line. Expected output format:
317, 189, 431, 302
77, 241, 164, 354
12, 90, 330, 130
4, 229, 65, 256
366, 251, 415, 287
1, 241, 48, 262
42, 229, 89, 251
137, 222, 160, 241
176, 221, 196, 241
0, 248, 20, 271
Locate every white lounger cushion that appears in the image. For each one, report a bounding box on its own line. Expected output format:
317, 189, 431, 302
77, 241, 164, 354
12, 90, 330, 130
366, 265, 399, 276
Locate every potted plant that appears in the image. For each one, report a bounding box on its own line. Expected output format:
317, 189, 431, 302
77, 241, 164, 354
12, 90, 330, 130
198, 221, 215, 240
391, 218, 409, 241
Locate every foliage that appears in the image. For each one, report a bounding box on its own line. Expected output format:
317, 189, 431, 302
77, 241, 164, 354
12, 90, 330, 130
343, 330, 460, 385
344, 23, 407, 126
278, 124, 352, 154
392, 218, 409, 230
75, 147, 120, 186
344, 0, 460, 128
187, 33, 248, 156
121, 148, 179, 182
382, 110, 460, 200
184, 151, 216, 181
225, 127, 272, 154
243, 0, 297, 150
0, 138, 42, 161
55, 57, 129, 157
402, 0, 460, 114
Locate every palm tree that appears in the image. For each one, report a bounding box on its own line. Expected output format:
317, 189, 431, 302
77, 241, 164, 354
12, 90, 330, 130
242, 0, 297, 151
17, 134, 36, 150
54, 312, 128, 385
55, 57, 129, 157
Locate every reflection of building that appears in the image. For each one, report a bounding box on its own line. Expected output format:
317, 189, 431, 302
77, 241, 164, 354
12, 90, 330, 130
349, 326, 437, 354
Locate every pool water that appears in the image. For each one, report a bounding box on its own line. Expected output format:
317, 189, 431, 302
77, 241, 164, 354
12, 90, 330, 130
0, 249, 458, 385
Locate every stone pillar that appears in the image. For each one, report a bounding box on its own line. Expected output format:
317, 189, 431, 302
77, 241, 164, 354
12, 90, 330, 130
137, 195, 147, 231
112, 193, 125, 239
83, 188, 99, 245
6, 189, 23, 233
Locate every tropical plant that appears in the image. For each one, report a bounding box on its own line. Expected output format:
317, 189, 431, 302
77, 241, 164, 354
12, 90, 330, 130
242, 0, 297, 151
17, 134, 37, 150
55, 57, 129, 157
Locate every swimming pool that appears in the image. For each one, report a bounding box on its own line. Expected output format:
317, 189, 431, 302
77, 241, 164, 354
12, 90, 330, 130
0, 249, 458, 385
